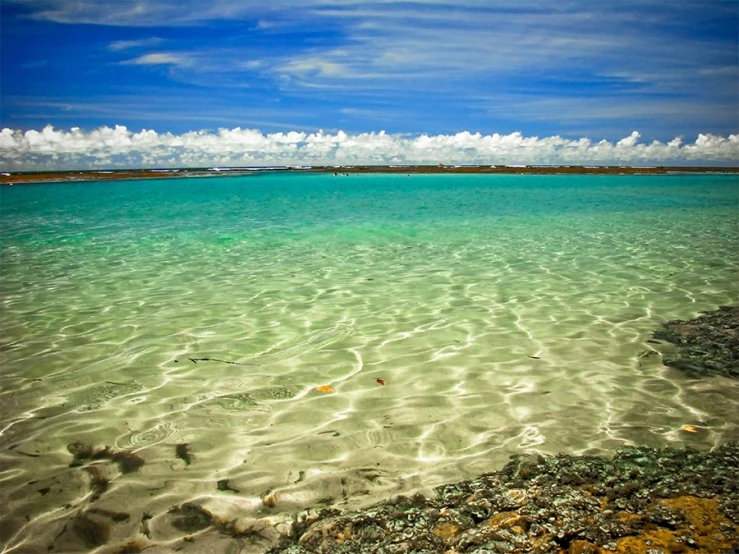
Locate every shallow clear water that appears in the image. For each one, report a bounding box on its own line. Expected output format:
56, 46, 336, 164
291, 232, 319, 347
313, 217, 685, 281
1, 173, 738, 551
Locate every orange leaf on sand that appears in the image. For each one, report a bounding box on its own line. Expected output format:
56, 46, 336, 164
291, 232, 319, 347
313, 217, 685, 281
679, 424, 698, 433
314, 385, 335, 393
375, 378, 386, 386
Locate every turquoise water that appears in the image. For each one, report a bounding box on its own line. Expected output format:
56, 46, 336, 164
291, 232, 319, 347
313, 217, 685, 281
1, 173, 738, 552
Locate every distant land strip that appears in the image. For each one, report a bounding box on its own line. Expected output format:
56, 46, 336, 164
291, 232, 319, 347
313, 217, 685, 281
2, 165, 738, 185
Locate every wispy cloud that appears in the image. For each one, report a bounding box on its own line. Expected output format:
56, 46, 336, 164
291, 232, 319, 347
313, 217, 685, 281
268, 4, 735, 93
1, 125, 737, 171
279, 57, 349, 78
121, 52, 193, 67
108, 37, 163, 51
3, 96, 322, 131
3, 1, 736, 140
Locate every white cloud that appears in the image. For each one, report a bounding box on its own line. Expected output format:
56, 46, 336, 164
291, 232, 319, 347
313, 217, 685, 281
121, 52, 193, 66
616, 131, 640, 148
108, 37, 164, 51
6, 1, 736, 138
279, 57, 348, 78
1, 125, 737, 171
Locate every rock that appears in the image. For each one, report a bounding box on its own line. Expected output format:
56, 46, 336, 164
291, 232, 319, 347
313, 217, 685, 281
569, 540, 600, 554
652, 305, 739, 379
168, 503, 212, 533
72, 512, 111, 548
266, 442, 739, 554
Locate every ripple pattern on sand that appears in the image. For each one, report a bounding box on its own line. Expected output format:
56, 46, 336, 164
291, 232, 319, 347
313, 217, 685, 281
1, 174, 738, 552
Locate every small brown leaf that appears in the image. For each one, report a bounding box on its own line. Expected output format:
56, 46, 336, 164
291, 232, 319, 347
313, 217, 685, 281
375, 378, 386, 386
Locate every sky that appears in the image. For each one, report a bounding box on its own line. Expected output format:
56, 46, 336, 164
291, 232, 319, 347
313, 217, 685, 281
1, 0, 737, 169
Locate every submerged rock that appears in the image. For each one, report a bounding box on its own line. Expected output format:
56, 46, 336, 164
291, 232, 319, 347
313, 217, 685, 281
652, 305, 739, 379
168, 502, 213, 533
72, 512, 111, 548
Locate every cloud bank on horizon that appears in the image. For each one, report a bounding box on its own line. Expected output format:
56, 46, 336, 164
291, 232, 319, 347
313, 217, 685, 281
2, 125, 737, 170
1, 0, 737, 170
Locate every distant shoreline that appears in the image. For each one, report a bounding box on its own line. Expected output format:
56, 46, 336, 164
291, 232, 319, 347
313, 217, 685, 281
2, 164, 738, 185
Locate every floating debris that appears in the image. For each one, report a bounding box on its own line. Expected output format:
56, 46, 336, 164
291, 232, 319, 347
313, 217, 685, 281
314, 385, 335, 393
179, 356, 260, 366
375, 378, 386, 386
680, 424, 699, 433
318, 430, 341, 437
8, 443, 40, 457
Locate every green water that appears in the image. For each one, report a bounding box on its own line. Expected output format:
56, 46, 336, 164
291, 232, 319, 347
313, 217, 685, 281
1, 172, 738, 552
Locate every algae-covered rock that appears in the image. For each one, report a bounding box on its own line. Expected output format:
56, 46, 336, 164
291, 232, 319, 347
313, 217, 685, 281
652, 305, 739, 379
267, 442, 739, 553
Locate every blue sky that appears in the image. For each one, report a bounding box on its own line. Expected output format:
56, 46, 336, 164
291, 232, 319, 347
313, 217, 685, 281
1, 1, 738, 168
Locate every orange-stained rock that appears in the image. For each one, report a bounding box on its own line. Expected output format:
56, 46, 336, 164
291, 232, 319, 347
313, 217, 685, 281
432, 522, 460, 539
486, 511, 522, 530
614, 510, 642, 525
569, 540, 600, 554
613, 496, 738, 554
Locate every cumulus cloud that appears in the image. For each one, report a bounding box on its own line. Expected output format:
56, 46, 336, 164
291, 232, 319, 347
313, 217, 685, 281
1, 125, 737, 171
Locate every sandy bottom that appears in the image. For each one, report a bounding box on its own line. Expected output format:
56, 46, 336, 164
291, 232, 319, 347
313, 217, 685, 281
1, 204, 738, 552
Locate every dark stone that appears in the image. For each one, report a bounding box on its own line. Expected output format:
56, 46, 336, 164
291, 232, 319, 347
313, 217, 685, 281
651, 305, 739, 379
265, 442, 739, 554
176, 443, 192, 466
168, 503, 212, 533
72, 513, 110, 548
217, 479, 240, 493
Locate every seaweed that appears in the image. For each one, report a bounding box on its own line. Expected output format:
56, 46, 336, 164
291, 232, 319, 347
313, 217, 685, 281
67, 441, 94, 467
93, 446, 145, 473
84, 465, 110, 501
67, 442, 145, 473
